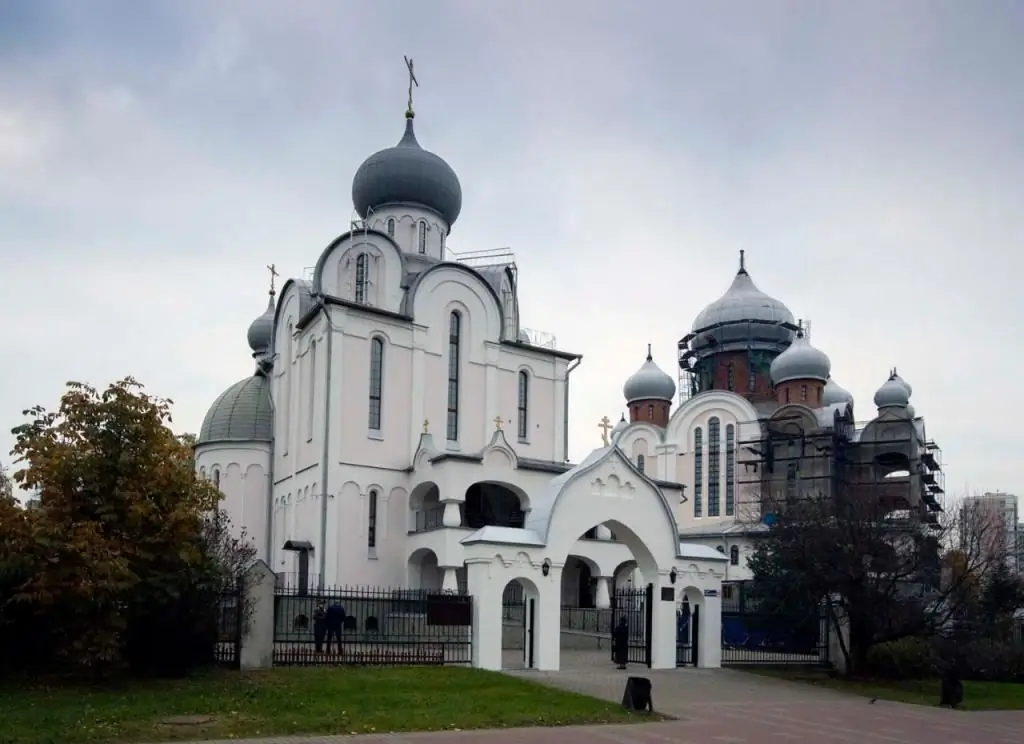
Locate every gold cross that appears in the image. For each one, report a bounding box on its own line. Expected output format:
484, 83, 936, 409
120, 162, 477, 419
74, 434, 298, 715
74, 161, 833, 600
422, 419, 429, 434
494, 415, 504, 431
598, 415, 613, 446
266, 263, 279, 295
404, 55, 419, 117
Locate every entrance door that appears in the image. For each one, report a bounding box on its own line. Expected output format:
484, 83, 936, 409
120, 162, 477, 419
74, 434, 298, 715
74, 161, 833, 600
611, 583, 653, 668
526, 598, 536, 669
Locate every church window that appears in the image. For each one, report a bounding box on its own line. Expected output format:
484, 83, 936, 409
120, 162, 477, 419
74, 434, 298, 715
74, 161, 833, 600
517, 370, 529, 440
387, 218, 395, 237
707, 417, 721, 516
367, 489, 378, 552
693, 428, 703, 518
355, 253, 367, 303
306, 340, 316, 441
785, 388, 790, 403
418, 221, 427, 254
369, 337, 384, 431
725, 424, 735, 516
446, 311, 461, 441
730, 545, 739, 565
637, 454, 645, 473
212, 469, 220, 489
748, 365, 756, 392
727, 362, 735, 391
800, 384, 808, 402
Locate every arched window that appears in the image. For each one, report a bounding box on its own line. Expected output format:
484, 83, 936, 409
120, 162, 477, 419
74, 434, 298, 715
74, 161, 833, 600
306, 340, 316, 441
748, 366, 756, 392
446, 312, 461, 441
693, 428, 703, 518
367, 489, 378, 551
785, 387, 791, 403
730, 545, 739, 565
647, 404, 654, 419
725, 424, 735, 516
386, 218, 395, 237
369, 337, 384, 431
418, 221, 427, 254
727, 362, 735, 391
637, 454, 645, 473
800, 384, 808, 402
212, 469, 220, 489
516, 370, 529, 440
355, 253, 367, 303
707, 417, 721, 516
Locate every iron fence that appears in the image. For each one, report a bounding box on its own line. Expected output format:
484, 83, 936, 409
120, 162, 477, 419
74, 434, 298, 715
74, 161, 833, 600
214, 581, 242, 669
721, 608, 830, 665
611, 585, 652, 666
273, 583, 472, 666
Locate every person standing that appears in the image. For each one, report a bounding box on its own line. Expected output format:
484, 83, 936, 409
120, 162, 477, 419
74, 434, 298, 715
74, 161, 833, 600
325, 601, 346, 655
313, 601, 327, 653
612, 616, 629, 669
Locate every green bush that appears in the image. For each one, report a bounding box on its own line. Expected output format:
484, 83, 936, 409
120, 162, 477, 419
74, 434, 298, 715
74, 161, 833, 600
959, 639, 1024, 683
864, 637, 938, 679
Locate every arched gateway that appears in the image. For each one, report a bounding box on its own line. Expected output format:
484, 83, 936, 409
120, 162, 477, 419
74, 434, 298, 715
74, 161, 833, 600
461, 444, 726, 671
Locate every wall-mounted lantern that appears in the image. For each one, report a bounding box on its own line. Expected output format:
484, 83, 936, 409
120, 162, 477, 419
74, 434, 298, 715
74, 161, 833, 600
669, 568, 678, 585
541, 559, 551, 577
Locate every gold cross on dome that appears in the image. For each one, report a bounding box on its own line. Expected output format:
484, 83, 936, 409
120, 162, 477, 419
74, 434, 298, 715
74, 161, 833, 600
598, 416, 613, 446
494, 416, 504, 431
266, 263, 279, 296
404, 55, 419, 117
422, 419, 429, 434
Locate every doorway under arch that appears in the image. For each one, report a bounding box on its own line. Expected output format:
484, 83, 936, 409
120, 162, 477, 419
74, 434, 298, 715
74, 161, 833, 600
464, 481, 527, 528
499, 577, 540, 671
407, 547, 442, 590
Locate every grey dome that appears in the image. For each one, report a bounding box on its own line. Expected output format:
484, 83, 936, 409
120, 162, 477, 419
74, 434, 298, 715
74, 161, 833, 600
247, 295, 276, 355
623, 346, 676, 403
770, 331, 831, 385
873, 373, 910, 410
821, 377, 854, 406
891, 370, 912, 397
689, 251, 795, 359
906, 403, 916, 418
198, 373, 273, 444
351, 115, 462, 227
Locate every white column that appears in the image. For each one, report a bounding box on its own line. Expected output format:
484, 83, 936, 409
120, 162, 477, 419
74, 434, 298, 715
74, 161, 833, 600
594, 577, 611, 609
441, 566, 459, 593
595, 525, 612, 540
442, 500, 461, 528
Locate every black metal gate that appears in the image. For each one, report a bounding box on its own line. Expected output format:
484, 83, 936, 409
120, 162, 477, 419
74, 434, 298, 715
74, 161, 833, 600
215, 580, 242, 669
611, 583, 653, 667
676, 603, 701, 667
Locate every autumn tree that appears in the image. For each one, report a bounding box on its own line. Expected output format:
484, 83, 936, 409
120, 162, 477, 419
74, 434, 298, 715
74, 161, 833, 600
3, 378, 255, 676
747, 493, 1004, 677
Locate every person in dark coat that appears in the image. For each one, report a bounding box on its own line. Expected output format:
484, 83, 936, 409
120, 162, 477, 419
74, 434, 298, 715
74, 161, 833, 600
324, 601, 346, 655
612, 616, 629, 669
313, 601, 327, 653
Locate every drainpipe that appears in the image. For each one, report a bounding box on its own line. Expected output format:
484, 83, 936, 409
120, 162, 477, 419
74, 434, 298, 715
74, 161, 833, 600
264, 363, 276, 564
317, 303, 335, 579
563, 357, 582, 462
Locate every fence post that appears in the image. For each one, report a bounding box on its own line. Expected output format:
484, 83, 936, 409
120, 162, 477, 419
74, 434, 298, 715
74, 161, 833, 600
240, 561, 277, 671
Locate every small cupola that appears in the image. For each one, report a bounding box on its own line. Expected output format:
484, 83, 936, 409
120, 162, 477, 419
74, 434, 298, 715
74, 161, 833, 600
873, 368, 912, 412
770, 323, 830, 406
821, 376, 855, 407
623, 345, 676, 427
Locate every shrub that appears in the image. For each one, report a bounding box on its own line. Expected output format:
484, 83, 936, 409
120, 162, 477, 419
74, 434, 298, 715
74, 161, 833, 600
958, 639, 1024, 683
864, 637, 938, 679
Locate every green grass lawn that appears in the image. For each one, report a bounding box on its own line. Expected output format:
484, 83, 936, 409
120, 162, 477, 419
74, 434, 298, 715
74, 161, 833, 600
0, 666, 656, 744
746, 666, 1024, 711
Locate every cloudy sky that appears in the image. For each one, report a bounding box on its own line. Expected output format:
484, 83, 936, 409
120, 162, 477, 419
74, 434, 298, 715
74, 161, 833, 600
1, 0, 1021, 498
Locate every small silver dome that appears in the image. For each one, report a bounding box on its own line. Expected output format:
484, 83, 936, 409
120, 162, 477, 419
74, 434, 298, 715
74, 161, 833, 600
247, 294, 276, 356
351, 115, 462, 227
906, 403, 916, 418
689, 251, 795, 360
890, 370, 912, 397
623, 345, 676, 404
821, 377, 854, 406
770, 330, 831, 385
873, 372, 910, 409
198, 373, 273, 445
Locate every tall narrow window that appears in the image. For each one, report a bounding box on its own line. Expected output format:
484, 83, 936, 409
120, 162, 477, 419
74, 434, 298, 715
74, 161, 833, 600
725, 424, 735, 516
708, 417, 721, 516
367, 489, 378, 550
785, 388, 791, 403
727, 362, 735, 391
386, 218, 395, 237
418, 221, 427, 254
355, 253, 367, 303
693, 428, 703, 518
730, 545, 739, 566
212, 469, 220, 489
517, 370, 529, 440
369, 337, 384, 431
801, 384, 808, 401
637, 454, 645, 473
306, 340, 316, 441
748, 365, 756, 392
446, 312, 461, 441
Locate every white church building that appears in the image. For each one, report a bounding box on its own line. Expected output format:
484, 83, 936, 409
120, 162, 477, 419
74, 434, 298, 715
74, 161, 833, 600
195, 85, 943, 671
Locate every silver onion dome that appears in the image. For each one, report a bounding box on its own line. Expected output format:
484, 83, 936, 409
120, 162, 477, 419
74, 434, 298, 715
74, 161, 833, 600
821, 376, 854, 406
351, 114, 463, 227
623, 345, 677, 404
247, 294, 276, 357
874, 371, 911, 410
689, 250, 796, 360
769, 329, 831, 385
